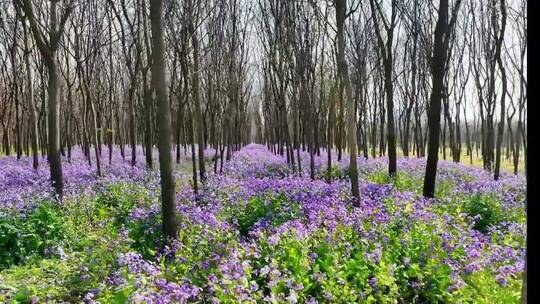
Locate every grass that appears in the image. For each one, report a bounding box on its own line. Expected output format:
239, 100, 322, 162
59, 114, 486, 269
392, 147, 526, 174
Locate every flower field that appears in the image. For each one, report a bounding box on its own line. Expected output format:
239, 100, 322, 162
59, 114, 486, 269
0, 144, 526, 303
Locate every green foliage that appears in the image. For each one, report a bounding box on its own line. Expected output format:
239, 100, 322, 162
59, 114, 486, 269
91, 183, 163, 258
320, 165, 347, 181
387, 222, 454, 302
243, 221, 458, 303
0, 182, 156, 302
93, 183, 148, 226
367, 171, 422, 193
165, 224, 238, 286
450, 270, 523, 303
236, 197, 267, 236
462, 193, 503, 233
0, 203, 67, 268
127, 212, 162, 259
366, 170, 456, 197
0, 259, 79, 303
0, 227, 131, 303
235, 193, 302, 236
257, 163, 291, 178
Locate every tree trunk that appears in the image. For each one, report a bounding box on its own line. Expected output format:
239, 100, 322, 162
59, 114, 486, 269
23, 25, 39, 170
189, 110, 199, 195
336, 0, 359, 202
188, 18, 206, 183
86, 84, 102, 176
494, 0, 507, 180
144, 79, 154, 169
327, 87, 335, 183
129, 84, 137, 166
423, 0, 449, 198
46, 59, 64, 197
149, 0, 178, 239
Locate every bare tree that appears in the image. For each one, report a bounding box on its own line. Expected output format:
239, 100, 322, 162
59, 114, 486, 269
16, 0, 75, 198
369, 0, 398, 177
336, 0, 360, 201
493, 0, 507, 180
423, 0, 462, 198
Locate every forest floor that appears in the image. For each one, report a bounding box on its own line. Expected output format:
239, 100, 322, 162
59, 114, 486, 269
394, 148, 525, 174
0, 144, 525, 303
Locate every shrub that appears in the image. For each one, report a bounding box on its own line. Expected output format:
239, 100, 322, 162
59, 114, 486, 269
235, 193, 302, 236
127, 212, 162, 259
462, 193, 503, 233
320, 165, 346, 181
93, 183, 147, 226
0, 203, 67, 268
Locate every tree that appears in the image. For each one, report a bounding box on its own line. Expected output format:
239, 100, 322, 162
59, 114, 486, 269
149, 0, 178, 239
423, 0, 462, 198
16, 0, 75, 198
336, 0, 360, 202
369, 0, 398, 177
493, 0, 507, 180
185, 0, 207, 184
18, 8, 40, 171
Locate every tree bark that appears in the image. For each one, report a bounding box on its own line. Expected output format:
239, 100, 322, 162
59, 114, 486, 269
22, 22, 39, 170
149, 0, 178, 239
494, 0, 507, 180
336, 0, 360, 202
423, 0, 449, 198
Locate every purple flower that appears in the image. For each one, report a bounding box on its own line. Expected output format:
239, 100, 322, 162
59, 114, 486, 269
496, 274, 508, 286
80, 274, 90, 281
368, 276, 378, 291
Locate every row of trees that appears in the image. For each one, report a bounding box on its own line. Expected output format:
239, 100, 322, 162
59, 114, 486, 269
255, 0, 526, 189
